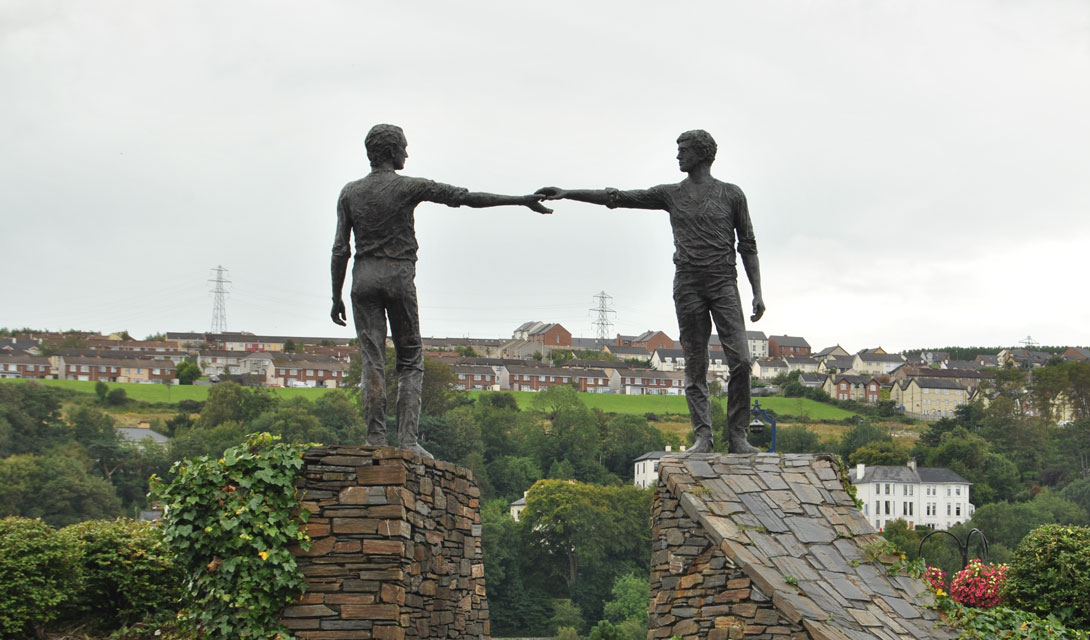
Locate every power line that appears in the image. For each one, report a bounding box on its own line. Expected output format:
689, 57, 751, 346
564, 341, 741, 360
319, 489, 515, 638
208, 265, 231, 333
590, 291, 616, 341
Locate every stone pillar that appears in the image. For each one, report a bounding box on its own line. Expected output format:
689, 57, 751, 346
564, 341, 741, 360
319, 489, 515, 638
280, 446, 489, 640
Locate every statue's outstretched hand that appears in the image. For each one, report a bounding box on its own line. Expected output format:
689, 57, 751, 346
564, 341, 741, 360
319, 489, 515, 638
750, 296, 766, 323
535, 187, 567, 200
525, 194, 553, 214
331, 299, 347, 326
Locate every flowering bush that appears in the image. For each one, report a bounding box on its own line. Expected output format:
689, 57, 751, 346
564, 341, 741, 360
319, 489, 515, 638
923, 565, 947, 594
949, 559, 1007, 609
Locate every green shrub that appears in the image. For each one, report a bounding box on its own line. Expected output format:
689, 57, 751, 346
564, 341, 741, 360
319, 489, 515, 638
0, 517, 82, 638
945, 603, 1090, 639
151, 433, 312, 640
60, 518, 183, 630
1004, 524, 1090, 630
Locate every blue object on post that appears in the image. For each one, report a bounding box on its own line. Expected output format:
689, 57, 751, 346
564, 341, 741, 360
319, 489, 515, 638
750, 400, 777, 453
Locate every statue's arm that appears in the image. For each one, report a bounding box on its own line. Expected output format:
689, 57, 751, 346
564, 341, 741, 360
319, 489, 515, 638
735, 189, 765, 322
330, 193, 351, 326
536, 187, 666, 210
741, 253, 765, 322
462, 192, 552, 214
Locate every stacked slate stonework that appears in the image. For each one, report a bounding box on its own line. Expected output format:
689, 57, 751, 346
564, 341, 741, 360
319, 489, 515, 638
649, 453, 953, 640
280, 446, 488, 640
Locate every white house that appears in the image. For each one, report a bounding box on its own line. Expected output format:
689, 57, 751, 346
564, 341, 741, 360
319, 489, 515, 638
849, 459, 974, 532
632, 446, 688, 488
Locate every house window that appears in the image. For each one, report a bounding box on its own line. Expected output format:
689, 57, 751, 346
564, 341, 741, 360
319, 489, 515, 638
884, 484, 891, 495
947, 504, 951, 516
955, 504, 962, 516
946, 487, 951, 497
955, 486, 961, 496
884, 501, 891, 515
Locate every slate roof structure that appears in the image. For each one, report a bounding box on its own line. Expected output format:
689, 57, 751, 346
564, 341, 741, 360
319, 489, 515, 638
654, 453, 952, 640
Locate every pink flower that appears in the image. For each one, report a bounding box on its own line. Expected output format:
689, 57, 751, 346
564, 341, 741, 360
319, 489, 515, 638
948, 559, 1007, 609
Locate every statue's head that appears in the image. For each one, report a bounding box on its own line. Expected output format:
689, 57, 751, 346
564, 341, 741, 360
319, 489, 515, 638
365, 124, 408, 169
676, 130, 717, 171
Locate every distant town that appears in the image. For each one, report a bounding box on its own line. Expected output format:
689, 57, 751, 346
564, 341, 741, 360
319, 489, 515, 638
2, 324, 1087, 423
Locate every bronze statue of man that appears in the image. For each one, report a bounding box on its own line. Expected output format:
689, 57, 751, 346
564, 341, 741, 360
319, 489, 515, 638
538, 130, 764, 454
332, 124, 550, 458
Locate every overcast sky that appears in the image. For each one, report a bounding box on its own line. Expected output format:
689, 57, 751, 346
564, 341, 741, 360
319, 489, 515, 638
3, 1, 1089, 353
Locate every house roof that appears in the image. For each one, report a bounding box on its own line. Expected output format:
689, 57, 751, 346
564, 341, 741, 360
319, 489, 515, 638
799, 373, 827, 385
653, 348, 687, 360
506, 365, 606, 377
607, 345, 652, 355
564, 359, 641, 370
911, 377, 966, 390
769, 335, 810, 348
850, 464, 970, 485
823, 356, 854, 369
116, 427, 170, 445
833, 374, 876, 385
856, 352, 906, 363
757, 359, 788, 369
745, 331, 767, 341
570, 337, 611, 350
452, 364, 496, 375
812, 345, 845, 358
917, 467, 972, 483
783, 356, 818, 366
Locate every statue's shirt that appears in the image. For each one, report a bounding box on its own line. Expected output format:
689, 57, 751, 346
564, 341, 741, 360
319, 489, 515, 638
605, 178, 757, 271
333, 170, 468, 262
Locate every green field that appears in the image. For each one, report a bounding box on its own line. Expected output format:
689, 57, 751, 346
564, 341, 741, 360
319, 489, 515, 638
1, 378, 335, 403
3, 379, 857, 420
466, 390, 857, 420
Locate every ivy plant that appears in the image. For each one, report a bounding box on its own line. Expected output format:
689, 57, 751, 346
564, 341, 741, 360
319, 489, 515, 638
152, 433, 313, 639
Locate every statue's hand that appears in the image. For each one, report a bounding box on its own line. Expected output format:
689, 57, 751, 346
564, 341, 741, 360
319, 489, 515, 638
525, 194, 553, 214
535, 186, 567, 200
750, 296, 766, 322
331, 299, 347, 326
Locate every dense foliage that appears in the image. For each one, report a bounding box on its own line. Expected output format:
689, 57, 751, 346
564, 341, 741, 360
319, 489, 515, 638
0, 516, 81, 638
152, 433, 312, 639
60, 518, 184, 630
1004, 524, 1090, 630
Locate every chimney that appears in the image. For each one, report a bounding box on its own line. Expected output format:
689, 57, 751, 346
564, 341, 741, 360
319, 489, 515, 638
856, 462, 865, 479
907, 457, 917, 472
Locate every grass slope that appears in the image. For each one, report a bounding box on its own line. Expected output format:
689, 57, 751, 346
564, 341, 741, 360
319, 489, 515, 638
3, 380, 857, 420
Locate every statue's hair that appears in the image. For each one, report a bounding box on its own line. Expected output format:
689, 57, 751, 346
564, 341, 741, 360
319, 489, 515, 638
677, 129, 717, 164
365, 124, 407, 167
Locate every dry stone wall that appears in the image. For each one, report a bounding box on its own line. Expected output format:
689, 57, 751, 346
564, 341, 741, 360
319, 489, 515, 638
650, 453, 953, 640
279, 446, 488, 640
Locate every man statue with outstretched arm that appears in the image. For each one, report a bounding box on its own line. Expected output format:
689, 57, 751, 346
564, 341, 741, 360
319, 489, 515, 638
537, 129, 764, 454
332, 124, 551, 458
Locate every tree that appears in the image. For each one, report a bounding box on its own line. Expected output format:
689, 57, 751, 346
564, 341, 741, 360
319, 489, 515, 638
0, 453, 122, 527
95, 381, 109, 403
283, 339, 296, 353
480, 499, 552, 636
0, 382, 66, 457
775, 426, 822, 454
486, 456, 543, 501
310, 391, 365, 444
914, 426, 1020, 505
849, 440, 911, 466
249, 399, 337, 445
601, 572, 650, 626
1060, 477, 1090, 519
69, 406, 126, 482
105, 387, 128, 406
837, 421, 891, 461
175, 360, 201, 385
598, 415, 665, 480
964, 489, 1087, 551
521, 480, 652, 622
